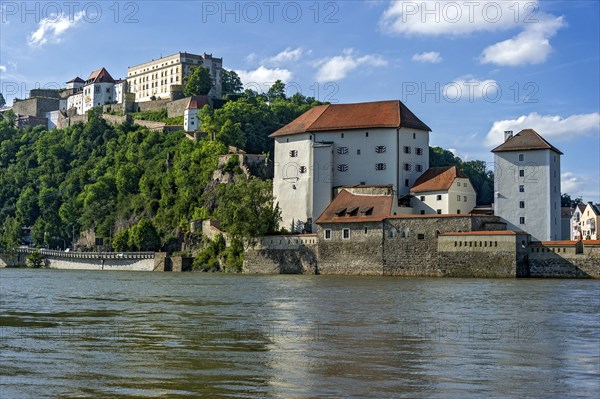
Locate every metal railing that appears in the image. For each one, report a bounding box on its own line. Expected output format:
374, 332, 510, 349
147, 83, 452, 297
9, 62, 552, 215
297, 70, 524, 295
12, 248, 155, 260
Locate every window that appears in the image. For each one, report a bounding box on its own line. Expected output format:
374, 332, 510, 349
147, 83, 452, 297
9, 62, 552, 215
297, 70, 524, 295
364, 227, 368, 234
416, 147, 423, 155
365, 132, 369, 137
457, 210, 461, 214
463, 196, 467, 202
519, 185, 525, 192
403, 163, 412, 171
95, 86, 100, 93
337, 164, 348, 172
342, 228, 350, 239
519, 154, 524, 162
337, 146, 348, 155
416, 164, 423, 172
325, 229, 332, 240
405, 179, 409, 187
375, 146, 386, 153
420, 196, 425, 201
520, 217, 525, 224
413, 133, 416, 139
417, 234, 425, 240
401, 228, 409, 238
299, 166, 307, 173
420, 210, 425, 214
436, 195, 442, 201
289, 150, 298, 157
375, 163, 386, 171
463, 183, 467, 187
106, 88, 111, 93
520, 201, 525, 208
457, 182, 461, 187
437, 209, 442, 214
341, 133, 344, 138
403, 146, 412, 154
357, 149, 361, 155
519, 169, 525, 177
457, 195, 461, 201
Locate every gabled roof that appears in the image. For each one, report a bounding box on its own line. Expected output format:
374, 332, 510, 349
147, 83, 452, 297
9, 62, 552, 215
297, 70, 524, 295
66, 77, 84, 83
584, 203, 600, 215
186, 95, 210, 110
411, 166, 468, 193
269, 100, 431, 137
575, 204, 587, 213
491, 129, 563, 154
316, 189, 393, 224
85, 67, 115, 85
561, 207, 573, 219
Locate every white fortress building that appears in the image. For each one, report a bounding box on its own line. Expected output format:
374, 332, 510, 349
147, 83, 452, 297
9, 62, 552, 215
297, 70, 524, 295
126, 52, 222, 102
270, 100, 432, 233
65, 68, 126, 115
492, 129, 562, 241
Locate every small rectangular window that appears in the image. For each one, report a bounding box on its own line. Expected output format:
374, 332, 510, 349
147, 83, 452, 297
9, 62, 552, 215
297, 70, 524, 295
403, 146, 412, 154
420, 210, 425, 215
343, 228, 350, 239
519, 154, 524, 161
403, 163, 412, 171
519, 185, 525, 192
457, 182, 460, 187
457, 195, 461, 201
437, 209, 442, 214
519, 169, 525, 177
416, 164, 423, 172
519, 201, 525, 208
289, 150, 298, 157
413, 133, 416, 139
337, 164, 348, 172
337, 147, 348, 155
463, 183, 467, 187
437, 195, 442, 201
457, 210, 461, 214
375, 146, 386, 153
416, 147, 423, 155
417, 234, 425, 240
463, 196, 467, 202
375, 163, 386, 171
357, 149, 361, 155
420, 196, 425, 201
325, 229, 332, 240
299, 166, 307, 173
405, 179, 409, 187
520, 217, 525, 224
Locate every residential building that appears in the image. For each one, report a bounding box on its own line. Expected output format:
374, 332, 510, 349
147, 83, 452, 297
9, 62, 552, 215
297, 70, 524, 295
270, 100, 431, 233
183, 95, 209, 132
411, 166, 477, 215
126, 52, 222, 102
492, 129, 562, 241
571, 204, 586, 240
580, 202, 599, 240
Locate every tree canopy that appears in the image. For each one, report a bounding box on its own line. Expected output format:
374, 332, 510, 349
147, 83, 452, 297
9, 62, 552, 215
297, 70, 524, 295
184, 66, 213, 96
221, 70, 243, 95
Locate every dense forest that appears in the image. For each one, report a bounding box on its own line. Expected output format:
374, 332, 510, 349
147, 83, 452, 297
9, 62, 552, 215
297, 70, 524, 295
0, 81, 497, 268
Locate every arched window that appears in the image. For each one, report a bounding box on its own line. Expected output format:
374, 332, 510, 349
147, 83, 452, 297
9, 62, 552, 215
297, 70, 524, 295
401, 227, 410, 239
388, 227, 397, 238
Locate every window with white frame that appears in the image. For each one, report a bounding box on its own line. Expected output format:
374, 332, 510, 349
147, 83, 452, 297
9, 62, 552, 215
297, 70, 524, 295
325, 229, 332, 240
342, 228, 350, 239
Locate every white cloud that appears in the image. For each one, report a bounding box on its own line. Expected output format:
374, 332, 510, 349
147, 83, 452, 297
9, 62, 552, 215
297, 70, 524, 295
380, 0, 535, 36
265, 47, 306, 66
481, 16, 565, 66
315, 49, 387, 82
0, 65, 6, 72
561, 172, 589, 196
485, 112, 600, 146
443, 76, 499, 101
235, 66, 293, 87
412, 51, 442, 63
29, 11, 84, 47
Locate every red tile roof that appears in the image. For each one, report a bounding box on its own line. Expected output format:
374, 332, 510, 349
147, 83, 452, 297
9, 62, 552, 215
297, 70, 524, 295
186, 95, 210, 110
269, 100, 431, 137
316, 189, 393, 224
66, 77, 84, 83
86, 67, 115, 84
411, 166, 468, 193
492, 129, 562, 154
530, 240, 600, 246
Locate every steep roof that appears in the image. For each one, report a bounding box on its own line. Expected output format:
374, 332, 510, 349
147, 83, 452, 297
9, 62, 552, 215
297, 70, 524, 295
316, 189, 393, 224
66, 77, 84, 83
561, 207, 573, 219
85, 67, 115, 85
585, 203, 600, 215
491, 129, 563, 154
411, 166, 468, 193
270, 100, 431, 137
186, 95, 210, 110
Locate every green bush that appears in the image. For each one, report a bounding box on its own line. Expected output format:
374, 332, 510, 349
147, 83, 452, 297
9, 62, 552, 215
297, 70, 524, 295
26, 250, 45, 268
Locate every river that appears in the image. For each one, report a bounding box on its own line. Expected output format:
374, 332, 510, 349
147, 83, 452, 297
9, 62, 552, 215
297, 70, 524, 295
0, 269, 599, 398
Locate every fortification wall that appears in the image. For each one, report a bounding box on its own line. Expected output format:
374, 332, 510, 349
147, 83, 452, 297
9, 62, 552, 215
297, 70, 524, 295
527, 244, 600, 278
244, 235, 318, 274
13, 97, 60, 118
135, 99, 170, 112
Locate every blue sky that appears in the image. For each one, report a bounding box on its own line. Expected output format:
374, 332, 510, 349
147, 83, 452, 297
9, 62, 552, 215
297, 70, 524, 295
1, 0, 598, 201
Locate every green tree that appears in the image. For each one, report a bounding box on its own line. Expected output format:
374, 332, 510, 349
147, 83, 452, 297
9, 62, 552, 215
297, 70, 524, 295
184, 66, 213, 96
0, 216, 21, 249
26, 250, 45, 268
561, 193, 583, 207
128, 219, 160, 251
267, 80, 286, 101
221, 70, 243, 95
0, 92, 6, 107
112, 229, 130, 252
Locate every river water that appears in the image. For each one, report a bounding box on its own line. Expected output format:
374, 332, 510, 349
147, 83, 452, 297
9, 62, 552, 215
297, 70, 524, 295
0, 269, 598, 398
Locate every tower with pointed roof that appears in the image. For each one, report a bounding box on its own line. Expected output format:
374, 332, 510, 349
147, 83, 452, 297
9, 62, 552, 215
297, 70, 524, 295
492, 129, 562, 241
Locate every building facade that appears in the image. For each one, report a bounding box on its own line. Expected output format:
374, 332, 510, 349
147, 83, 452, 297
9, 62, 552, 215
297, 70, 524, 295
580, 203, 599, 240
126, 52, 222, 102
411, 166, 477, 215
493, 129, 562, 241
270, 100, 432, 233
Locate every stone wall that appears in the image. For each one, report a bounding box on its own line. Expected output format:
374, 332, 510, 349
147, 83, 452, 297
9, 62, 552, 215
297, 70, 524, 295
167, 97, 196, 118
13, 97, 60, 118
135, 99, 171, 112
318, 222, 384, 275
244, 235, 318, 274
171, 256, 193, 272
526, 243, 600, 278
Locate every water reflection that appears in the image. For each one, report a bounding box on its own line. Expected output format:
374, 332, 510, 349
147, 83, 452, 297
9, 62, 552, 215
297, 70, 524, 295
1, 270, 598, 398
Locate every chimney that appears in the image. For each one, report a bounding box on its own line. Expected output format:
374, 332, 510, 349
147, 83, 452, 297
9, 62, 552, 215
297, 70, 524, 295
504, 130, 513, 142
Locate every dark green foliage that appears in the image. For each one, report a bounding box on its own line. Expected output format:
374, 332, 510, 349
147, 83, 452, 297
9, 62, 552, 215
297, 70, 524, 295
184, 66, 213, 96
561, 193, 583, 207
429, 146, 494, 205
221, 70, 243, 95
26, 250, 45, 268
0, 93, 5, 107
128, 219, 161, 251
193, 234, 226, 271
